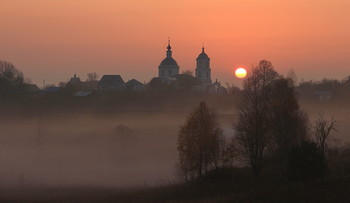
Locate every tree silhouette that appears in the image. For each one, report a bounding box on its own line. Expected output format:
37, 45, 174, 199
87, 72, 99, 81
287, 140, 327, 181
314, 113, 337, 155
234, 60, 278, 178
268, 77, 309, 167
0, 60, 24, 94
177, 101, 223, 181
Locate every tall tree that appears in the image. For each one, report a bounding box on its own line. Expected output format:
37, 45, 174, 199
268, 77, 309, 166
177, 101, 223, 181
234, 60, 278, 178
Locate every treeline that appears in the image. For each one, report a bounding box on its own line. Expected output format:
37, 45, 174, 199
1, 58, 350, 114
0, 60, 239, 115
177, 60, 345, 182
298, 76, 350, 101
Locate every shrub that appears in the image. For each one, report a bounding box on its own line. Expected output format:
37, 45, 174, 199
287, 140, 327, 181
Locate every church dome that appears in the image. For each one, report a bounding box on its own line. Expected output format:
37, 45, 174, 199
197, 52, 209, 59
160, 57, 178, 66
197, 47, 210, 60
158, 40, 180, 78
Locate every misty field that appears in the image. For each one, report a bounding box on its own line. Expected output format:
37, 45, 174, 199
0, 112, 186, 189
300, 100, 350, 148
0, 109, 232, 186
0, 99, 348, 201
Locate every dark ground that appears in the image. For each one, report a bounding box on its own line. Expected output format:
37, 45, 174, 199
1, 169, 350, 203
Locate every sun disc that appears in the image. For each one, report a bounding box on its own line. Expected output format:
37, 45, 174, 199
235, 68, 247, 78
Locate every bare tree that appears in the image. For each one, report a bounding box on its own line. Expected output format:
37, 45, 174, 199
234, 60, 278, 178
219, 137, 237, 168
286, 69, 298, 85
0, 60, 24, 86
314, 113, 337, 155
86, 72, 99, 81
177, 101, 223, 181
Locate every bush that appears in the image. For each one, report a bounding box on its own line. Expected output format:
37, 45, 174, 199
287, 140, 327, 181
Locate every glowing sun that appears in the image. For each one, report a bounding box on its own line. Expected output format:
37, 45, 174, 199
235, 67, 247, 78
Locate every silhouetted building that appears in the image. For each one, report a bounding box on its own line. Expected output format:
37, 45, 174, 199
98, 75, 125, 91
44, 86, 61, 93
67, 74, 81, 85
148, 73, 200, 92
195, 47, 212, 88
126, 79, 145, 91
147, 77, 174, 92
173, 74, 200, 91
66, 74, 98, 91
83, 80, 98, 90
152, 40, 226, 94
22, 84, 40, 93
314, 90, 332, 102
208, 79, 227, 94
158, 40, 179, 78
65, 74, 84, 91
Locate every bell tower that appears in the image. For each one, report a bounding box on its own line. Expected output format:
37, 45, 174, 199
195, 47, 212, 86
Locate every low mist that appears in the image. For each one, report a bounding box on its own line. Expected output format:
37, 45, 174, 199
0, 98, 349, 196
0, 112, 185, 188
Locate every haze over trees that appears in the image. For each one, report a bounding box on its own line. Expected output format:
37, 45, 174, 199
174, 60, 345, 183
0, 58, 350, 201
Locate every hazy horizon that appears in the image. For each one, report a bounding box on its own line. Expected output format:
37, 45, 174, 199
1, 0, 349, 87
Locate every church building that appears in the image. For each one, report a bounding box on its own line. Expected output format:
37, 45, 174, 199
195, 47, 212, 88
158, 40, 179, 78
152, 40, 226, 93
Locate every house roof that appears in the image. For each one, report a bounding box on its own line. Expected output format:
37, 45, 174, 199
210, 80, 221, 87
22, 84, 40, 92
45, 86, 61, 92
126, 79, 143, 86
99, 75, 125, 85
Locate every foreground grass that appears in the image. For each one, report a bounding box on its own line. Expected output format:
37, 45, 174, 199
2, 168, 350, 202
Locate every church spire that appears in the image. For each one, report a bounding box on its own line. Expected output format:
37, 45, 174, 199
166, 38, 172, 57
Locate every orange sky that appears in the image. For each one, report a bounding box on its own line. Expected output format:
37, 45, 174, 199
0, 0, 349, 87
